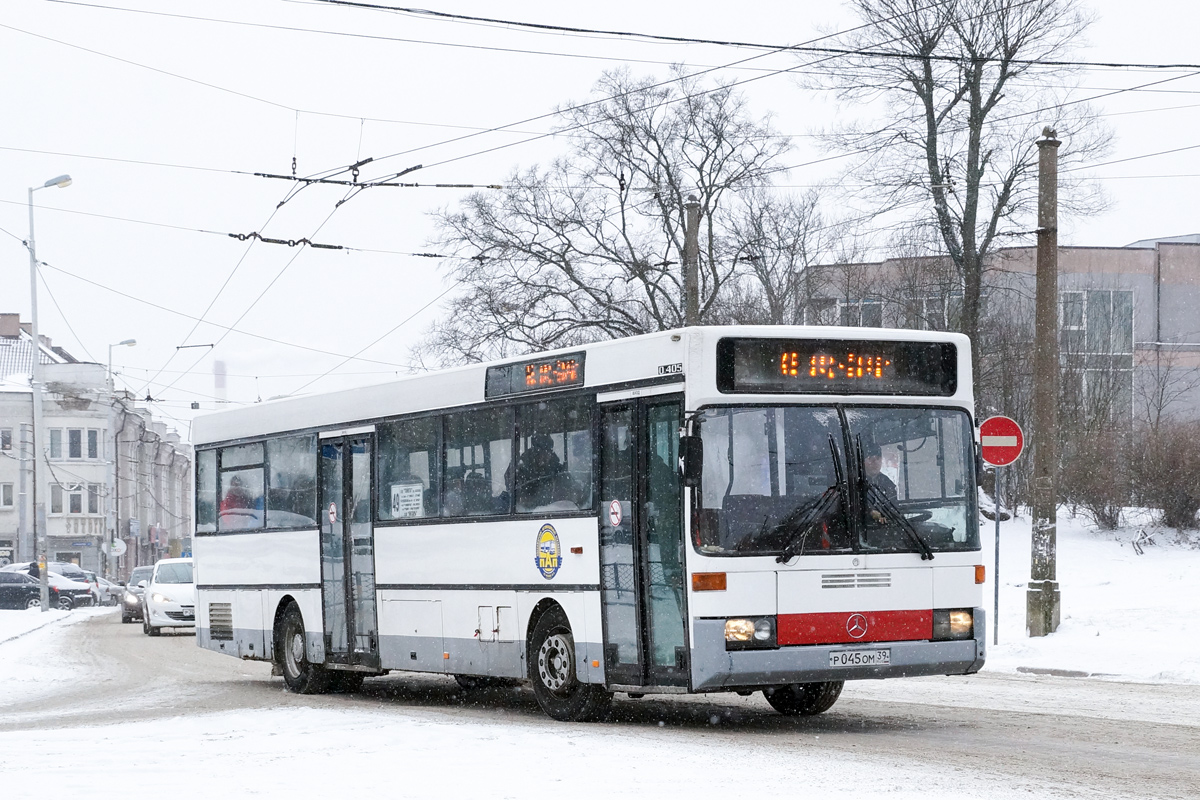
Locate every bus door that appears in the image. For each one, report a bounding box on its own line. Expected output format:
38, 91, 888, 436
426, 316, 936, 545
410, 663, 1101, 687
319, 435, 379, 670
599, 398, 688, 688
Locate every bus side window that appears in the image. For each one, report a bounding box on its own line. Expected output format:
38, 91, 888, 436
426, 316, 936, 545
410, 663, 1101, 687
196, 449, 217, 533
377, 417, 441, 521
515, 397, 594, 513
266, 435, 317, 527
443, 407, 514, 518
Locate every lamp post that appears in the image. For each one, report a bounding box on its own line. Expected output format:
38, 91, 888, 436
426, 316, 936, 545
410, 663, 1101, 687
27, 173, 72, 611
106, 339, 135, 578
108, 339, 136, 391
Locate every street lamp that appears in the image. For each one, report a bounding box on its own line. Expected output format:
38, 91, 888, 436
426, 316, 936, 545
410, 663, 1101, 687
27, 173, 72, 611
108, 339, 136, 390
106, 338, 135, 579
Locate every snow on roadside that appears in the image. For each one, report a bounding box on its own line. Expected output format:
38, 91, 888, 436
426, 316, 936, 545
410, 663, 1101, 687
0, 607, 116, 699
981, 507, 1200, 684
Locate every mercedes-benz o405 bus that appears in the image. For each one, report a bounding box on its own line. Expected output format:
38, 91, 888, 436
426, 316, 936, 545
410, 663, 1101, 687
193, 326, 985, 721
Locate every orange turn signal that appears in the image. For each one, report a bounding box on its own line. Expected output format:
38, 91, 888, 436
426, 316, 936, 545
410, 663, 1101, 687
692, 572, 727, 592
975, 565, 986, 584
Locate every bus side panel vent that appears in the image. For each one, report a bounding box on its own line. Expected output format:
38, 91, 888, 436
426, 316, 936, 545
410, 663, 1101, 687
209, 603, 234, 641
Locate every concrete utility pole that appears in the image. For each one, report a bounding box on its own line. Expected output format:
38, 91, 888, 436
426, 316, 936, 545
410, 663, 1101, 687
1028, 129, 1061, 637
683, 194, 701, 326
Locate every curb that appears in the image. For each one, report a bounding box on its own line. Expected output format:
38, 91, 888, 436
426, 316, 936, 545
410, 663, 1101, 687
0, 614, 69, 647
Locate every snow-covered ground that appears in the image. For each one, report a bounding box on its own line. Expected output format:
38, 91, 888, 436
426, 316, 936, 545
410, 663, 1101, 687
0, 509, 1196, 799
981, 507, 1200, 683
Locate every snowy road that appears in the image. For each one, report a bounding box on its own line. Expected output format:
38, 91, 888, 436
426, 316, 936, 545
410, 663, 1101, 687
1, 610, 1198, 799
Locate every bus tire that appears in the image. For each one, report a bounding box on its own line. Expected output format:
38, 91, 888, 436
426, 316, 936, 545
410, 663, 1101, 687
528, 607, 611, 722
276, 603, 332, 694
763, 681, 844, 716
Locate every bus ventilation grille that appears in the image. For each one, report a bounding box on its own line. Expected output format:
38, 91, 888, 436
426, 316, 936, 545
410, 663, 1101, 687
209, 603, 234, 640
821, 573, 892, 589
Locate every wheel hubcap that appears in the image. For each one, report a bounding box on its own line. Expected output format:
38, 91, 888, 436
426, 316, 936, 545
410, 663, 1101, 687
538, 633, 574, 694
286, 630, 305, 677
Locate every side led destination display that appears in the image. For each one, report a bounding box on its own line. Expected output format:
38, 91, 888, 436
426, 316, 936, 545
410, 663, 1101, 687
485, 353, 585, 398
717, 338, 957, 396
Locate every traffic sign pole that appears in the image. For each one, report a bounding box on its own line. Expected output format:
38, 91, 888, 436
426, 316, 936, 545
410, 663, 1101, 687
994, 466, 1002, 646
979, 416, 1025, 647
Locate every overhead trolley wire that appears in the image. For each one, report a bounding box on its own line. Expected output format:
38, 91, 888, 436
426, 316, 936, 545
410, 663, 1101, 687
313, 0, 1200, 72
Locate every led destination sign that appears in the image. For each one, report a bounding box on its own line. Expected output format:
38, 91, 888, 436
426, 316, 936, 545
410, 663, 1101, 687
717, 338, 957, 396
485, 353, 585, 398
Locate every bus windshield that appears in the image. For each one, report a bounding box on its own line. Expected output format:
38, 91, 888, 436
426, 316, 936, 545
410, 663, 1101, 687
693, 405, 978, 557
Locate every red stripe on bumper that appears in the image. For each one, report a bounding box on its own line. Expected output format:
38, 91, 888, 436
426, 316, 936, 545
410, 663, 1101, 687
778, 610, 932, 645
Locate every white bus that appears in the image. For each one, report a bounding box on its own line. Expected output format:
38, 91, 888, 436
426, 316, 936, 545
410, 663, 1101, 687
193, 326, 985, 721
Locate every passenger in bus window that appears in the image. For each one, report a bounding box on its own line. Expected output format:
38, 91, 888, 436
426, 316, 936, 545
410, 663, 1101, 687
863, 442, 898, 524
864, 443, 897, 500
220, 475, 258, 512
514, 433, 564, 510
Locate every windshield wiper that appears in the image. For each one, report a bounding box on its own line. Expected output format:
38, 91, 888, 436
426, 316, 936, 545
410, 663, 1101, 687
852, 436, 934, 561
774, 435, 848, 563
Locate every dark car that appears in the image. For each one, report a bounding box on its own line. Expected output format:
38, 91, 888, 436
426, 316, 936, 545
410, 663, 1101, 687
121, 565, 155, 623
0, 571, 64, 610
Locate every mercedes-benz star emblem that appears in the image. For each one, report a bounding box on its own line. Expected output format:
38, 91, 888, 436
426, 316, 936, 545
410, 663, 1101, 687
846, 613, 868, 639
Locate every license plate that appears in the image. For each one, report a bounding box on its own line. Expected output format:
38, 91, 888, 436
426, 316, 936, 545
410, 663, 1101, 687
829, 648, 891, 667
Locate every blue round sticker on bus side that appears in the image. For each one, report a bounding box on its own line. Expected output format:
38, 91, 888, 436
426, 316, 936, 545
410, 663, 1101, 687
536, 524, 561, 579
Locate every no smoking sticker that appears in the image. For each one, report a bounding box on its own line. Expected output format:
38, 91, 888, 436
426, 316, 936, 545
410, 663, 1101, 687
608, 500, 623, 527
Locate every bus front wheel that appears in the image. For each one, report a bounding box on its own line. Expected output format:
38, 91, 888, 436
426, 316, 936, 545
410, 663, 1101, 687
276, 604, 332, 694
763, 681, 844, 716
528, 607, 611, 722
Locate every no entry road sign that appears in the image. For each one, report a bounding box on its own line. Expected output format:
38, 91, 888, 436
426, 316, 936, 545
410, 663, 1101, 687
980, 416, 1024, 466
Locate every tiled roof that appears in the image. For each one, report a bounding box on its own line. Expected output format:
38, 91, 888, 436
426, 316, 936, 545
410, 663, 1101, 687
0, 332, 68, 381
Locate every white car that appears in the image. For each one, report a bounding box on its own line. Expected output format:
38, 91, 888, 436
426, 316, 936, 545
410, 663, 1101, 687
142, 558, 195, 636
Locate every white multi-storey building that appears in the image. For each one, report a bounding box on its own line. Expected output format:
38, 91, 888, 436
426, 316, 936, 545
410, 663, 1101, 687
0, 313, 191, 577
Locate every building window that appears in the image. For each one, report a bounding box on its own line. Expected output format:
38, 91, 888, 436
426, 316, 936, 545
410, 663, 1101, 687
68, 429, 83, 459
1, 483, 13, 508
1060, 290, 1135, 425
88, 484, 101, 514
49, 429, 62, 459
0, 428, 11, 451
839, 299, 883, 328
803, 298, 837, 326
87, 430, 100, 460
51, 484, 63, 514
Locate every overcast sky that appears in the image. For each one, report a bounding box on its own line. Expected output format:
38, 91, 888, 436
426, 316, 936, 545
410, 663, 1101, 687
3, 0, 1198, 438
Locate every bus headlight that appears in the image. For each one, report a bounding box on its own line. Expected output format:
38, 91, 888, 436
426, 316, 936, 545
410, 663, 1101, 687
725, 616, 776, 650
932, 609, 974, 640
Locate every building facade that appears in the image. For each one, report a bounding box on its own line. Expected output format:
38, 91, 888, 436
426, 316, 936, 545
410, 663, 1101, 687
0, 313, 191, 578
797, 237, 1200, 422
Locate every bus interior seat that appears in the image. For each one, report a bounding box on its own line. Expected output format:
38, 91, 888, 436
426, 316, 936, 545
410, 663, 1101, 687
462, 471, 492, 515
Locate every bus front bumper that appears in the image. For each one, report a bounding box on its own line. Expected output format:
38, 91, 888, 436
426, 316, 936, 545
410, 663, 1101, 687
691, 608, 986, 692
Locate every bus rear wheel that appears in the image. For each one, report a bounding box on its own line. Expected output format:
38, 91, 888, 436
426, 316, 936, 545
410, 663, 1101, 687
763, 681, 844, 716
528, 607, 611, 722
276, 604, 332, 694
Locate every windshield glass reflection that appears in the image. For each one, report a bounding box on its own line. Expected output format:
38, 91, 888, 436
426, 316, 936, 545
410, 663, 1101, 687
693, 406, 977, 557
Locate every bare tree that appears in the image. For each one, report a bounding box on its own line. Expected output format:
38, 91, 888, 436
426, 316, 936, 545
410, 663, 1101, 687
812, 0, 1109, 386
419, 68, 794, 364
724, 190, 839, 325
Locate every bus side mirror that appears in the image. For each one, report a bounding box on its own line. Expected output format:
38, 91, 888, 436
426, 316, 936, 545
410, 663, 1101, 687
680, 435, 703, 488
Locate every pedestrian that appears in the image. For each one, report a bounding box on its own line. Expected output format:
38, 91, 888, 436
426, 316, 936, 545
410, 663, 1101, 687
28, 559, 40, 579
